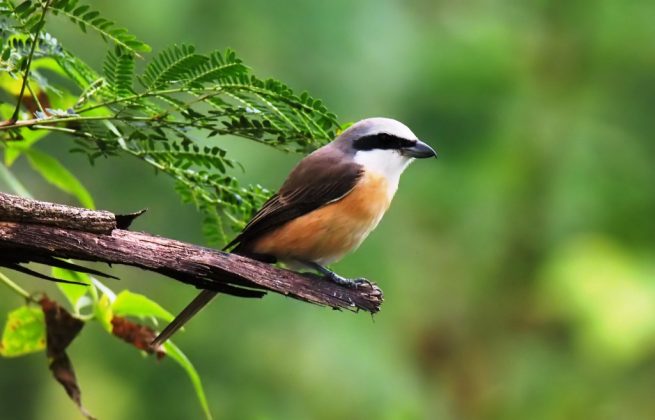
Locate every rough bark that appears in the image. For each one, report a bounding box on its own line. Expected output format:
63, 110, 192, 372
0, 192, 116, 233
0, 192, 383, 313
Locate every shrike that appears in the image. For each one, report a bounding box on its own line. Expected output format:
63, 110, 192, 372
152, 117, 437, 346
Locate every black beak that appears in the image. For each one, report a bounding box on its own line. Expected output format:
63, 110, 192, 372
402, 140, 437, 159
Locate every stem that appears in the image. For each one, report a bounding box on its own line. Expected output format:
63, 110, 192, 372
0, 271, 31, 300
76, 86, 225, 114
26, 81, 46, 115
1, 114, 221, 132
31, 124, 79, 134
11, 0, 52, 123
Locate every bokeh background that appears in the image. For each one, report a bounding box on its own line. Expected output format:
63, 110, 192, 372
2, 0, 655, 418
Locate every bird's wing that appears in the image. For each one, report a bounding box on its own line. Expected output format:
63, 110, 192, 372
225, 147, 363, 251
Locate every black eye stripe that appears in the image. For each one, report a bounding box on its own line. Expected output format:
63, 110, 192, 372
353, 133, 416, 151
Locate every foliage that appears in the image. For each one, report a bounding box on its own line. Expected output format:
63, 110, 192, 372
0, 0, 340, 418
0, 0, 339, 241
0, 304, 45, 357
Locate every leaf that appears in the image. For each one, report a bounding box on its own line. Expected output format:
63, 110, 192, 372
163, 340, 212, 420
49, 353, 94, 419
139, 44, 207, 90
40, 296, 84, 356
50, 0, 150, 55
13, 1, 34, 16
110, 316, 165, 358
0, 305, 46, 357
25, 149, 95, 209
180, 49, 247, 88
94, 293, 113, 332
111, 290, 175, 322
103, 47, 135, 97
39, 296, 93, 420
3, 131, 47, 166
52, 268, 92, 313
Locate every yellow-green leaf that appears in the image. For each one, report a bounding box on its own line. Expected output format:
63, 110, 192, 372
111, 290, 175, 322
53, 268, 92, 313
0, 306, 46, 357
163, 341, 212, 420
95, 294, 113, 332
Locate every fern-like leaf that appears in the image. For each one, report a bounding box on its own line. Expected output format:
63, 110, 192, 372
138, 44, 207, 91
50, 0, 150, 55
133, 141, 234, 172
103, 47, 134, 97
1, 0, 42, 32
182, 49, 247, 88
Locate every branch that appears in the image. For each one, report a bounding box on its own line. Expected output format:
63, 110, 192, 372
0, 192, 383, 313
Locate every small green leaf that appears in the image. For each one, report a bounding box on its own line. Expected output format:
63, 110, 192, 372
95, 294, 113, 332
0, 305, 46, 357
111, 290, 175, 322
25, 149, 95, 209
13, 0, 33, 15
52, 268, 91, 313
3, 129, 50, 167
163, 341, 212, 420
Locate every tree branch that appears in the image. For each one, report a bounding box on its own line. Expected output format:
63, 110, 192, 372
0, 192, 383, 313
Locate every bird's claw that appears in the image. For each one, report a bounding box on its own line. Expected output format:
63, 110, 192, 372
325, 273, 369, 289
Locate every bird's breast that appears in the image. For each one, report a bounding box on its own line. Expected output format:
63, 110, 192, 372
251, 170, 394, 265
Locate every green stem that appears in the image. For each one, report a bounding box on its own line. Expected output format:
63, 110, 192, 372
10, 0, 52, 123
26, 81, 46, 115
1, 114, 222, 132
0, 271, 31, 300
75, 86, 225, 114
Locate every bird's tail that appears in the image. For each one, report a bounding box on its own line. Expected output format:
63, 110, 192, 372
151, 289, 218, 348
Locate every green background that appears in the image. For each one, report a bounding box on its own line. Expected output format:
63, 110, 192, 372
2, 0, 655, 418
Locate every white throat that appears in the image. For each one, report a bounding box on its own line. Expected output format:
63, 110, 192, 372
354, 149, 413, 198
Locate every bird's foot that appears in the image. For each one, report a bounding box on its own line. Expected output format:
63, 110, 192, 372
299, 261, 369, 289
325, 272, 369, 289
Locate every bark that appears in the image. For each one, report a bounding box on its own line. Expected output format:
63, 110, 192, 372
0, 192, 383, 313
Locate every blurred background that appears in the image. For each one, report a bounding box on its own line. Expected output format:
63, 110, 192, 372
2, 0, 655, 418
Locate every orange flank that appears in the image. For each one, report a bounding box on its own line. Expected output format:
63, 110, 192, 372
252, 171, 392, 265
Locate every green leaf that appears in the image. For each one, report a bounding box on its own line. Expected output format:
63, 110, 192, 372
94, 293, 113, 332
25, 149, 95, 209
0, 305, 46, 357
50, 0, 151, 55
3, 129, 50, 167
111, 290, 175, 322
140, 44, 207, 90
163, 341, 212, 420
13, 1, 34, 16
52, 268, 92, 313
103, 47, 135, 97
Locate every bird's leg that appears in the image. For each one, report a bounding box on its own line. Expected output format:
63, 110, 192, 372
302, 261, 368, 289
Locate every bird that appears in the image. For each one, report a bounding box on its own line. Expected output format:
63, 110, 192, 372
151, 117, 437, 347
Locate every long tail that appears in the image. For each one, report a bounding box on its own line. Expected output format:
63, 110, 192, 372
151, 289, 218, 347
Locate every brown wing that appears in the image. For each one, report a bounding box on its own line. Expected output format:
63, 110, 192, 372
224, 146, 363, 252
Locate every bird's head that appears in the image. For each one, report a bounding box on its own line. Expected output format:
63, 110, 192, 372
335, 117, 437, 179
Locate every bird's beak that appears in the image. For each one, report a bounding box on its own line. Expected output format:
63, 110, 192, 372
402, 140, 437, 159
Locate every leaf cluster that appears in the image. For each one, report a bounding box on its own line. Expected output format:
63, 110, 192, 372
1, 0, 341, 242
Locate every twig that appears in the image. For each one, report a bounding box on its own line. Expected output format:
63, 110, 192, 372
10, 0, 52, 123
0, 271, 31, 300
26, 80, 47, 115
